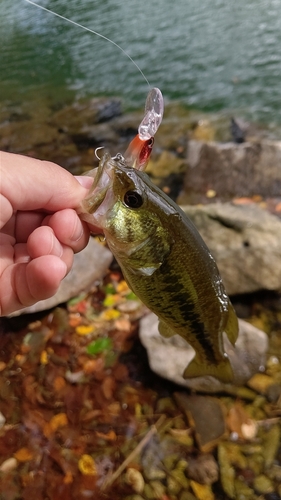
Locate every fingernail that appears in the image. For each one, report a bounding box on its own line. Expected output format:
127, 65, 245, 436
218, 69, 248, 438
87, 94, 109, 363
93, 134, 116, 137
51, 234, 64, 257
75, 175, 94, 189
71, 218, 83, 242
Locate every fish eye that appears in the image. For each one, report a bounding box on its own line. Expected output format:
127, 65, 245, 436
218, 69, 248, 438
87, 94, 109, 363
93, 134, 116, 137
123, 190, 143, 208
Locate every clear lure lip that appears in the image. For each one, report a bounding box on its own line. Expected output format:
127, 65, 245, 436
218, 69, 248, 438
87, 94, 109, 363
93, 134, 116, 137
138, 87, 164, 141
124, 87, 164, 171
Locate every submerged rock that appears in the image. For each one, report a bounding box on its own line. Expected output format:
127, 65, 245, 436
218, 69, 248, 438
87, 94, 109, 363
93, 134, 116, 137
9, 238, 112, 317
139, 313, 268, 393
182, 202, 281, 295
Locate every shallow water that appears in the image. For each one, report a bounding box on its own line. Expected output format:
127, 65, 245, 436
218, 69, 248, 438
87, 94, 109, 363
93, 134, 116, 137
1, 0, 281, 124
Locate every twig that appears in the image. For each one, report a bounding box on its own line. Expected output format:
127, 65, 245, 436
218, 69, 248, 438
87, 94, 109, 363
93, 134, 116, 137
100, 414, 166, 491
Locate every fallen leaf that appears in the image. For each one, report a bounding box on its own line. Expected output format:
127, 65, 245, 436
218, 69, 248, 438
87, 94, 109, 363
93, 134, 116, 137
44, 413, 68, 437
14, 447, 34, 462
40, 350, 48, 365
75, 325, 95, 336
190, 480, 215, 500
96, 430, 117, 441
78, 454, 97, 476
227, 403, 254, 439
102, 375, 116, 400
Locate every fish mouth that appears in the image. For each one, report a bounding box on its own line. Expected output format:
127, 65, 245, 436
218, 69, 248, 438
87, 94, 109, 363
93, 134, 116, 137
79, 151, 123, 229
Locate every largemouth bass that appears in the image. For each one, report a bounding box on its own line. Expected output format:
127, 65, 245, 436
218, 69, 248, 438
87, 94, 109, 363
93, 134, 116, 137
80, 89, 238, 383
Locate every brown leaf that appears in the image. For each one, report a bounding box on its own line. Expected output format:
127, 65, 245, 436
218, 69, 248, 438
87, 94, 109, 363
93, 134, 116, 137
226, 403, 254, 439
102, 376, 116, 400
14, 447, 34, 462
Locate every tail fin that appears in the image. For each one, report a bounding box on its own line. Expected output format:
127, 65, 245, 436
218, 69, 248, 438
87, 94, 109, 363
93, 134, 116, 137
183, 354, 234, 383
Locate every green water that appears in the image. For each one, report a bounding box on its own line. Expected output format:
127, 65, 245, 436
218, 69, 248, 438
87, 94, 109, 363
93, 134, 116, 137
1, 0, 281, 124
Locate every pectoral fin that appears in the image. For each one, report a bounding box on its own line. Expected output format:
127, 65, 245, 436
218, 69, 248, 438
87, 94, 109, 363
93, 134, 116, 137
131, 264, 162, 276
183, 354, 234, 383
225, 303, 239, 346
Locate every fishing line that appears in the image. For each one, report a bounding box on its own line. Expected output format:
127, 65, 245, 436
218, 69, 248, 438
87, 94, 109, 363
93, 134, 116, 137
24, 0, 150, 88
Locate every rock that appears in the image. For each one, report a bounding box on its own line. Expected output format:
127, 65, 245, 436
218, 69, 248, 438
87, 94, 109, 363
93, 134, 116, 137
139, 313, 268, 393
182, 139, 281, 203
0, 97, 124, 174
181, 202, 281, 295
50, 98, 122, 133
174, 393, 227, 453
9, 238, 112, 317
146, 150, 185, 179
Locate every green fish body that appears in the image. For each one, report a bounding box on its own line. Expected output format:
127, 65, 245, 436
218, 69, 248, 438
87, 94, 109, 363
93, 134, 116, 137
81, 152, 239, 383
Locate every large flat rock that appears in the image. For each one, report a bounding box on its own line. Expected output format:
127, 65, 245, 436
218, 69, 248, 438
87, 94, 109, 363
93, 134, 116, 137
182, 202, 281, 295
139, 313, 268, 393
183, 139, 281, 202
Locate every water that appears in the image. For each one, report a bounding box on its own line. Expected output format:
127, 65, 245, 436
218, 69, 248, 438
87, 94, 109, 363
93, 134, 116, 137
2, 0, 281, 124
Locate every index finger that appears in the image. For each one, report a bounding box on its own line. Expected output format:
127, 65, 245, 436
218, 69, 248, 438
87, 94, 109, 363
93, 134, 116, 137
0, 151, 92, 212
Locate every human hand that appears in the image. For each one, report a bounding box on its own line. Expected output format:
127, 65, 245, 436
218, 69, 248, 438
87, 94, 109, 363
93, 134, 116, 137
0, 152, 93, 316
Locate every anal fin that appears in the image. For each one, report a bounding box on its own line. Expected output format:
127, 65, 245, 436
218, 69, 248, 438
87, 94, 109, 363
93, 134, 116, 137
183, 354, 234, 383
225, 303, 239, 346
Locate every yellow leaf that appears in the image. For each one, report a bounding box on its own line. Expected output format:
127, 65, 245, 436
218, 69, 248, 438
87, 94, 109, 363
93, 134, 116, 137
103, 294, 119, 307
76, 325, 95, 336
40, 350, 48, 365
116, 280, 130, 293
14, 447, 34, 462
100, 309, 121, 321
190, 480, 215, 500
49, 412, 68, 431
78, 454, 97, 476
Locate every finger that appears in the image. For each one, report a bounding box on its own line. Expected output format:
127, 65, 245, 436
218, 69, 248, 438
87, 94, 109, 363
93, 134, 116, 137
0, 256, 68, 316
27, 226, 74, 272
45, 209, 90, 253
14, 243, 31, 264
0, 152, 92, 212
0, 193, 14, 230
28, 226, 64, 258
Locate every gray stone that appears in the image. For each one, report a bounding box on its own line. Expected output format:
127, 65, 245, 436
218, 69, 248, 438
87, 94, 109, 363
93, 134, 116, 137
10, 237, 112, 316
183, 139, 281, 202
182, 202, 281, 295
139, 313, 268, 393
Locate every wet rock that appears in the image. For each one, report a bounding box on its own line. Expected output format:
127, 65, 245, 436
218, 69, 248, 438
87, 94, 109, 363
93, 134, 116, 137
0, 120, 58, 154
0, 97, 124, 174
182, 139, 281, 203
139, 313, 268, 393
182, 202, 281, 295
50, 98, 122, 133
9, 238, 113, 317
